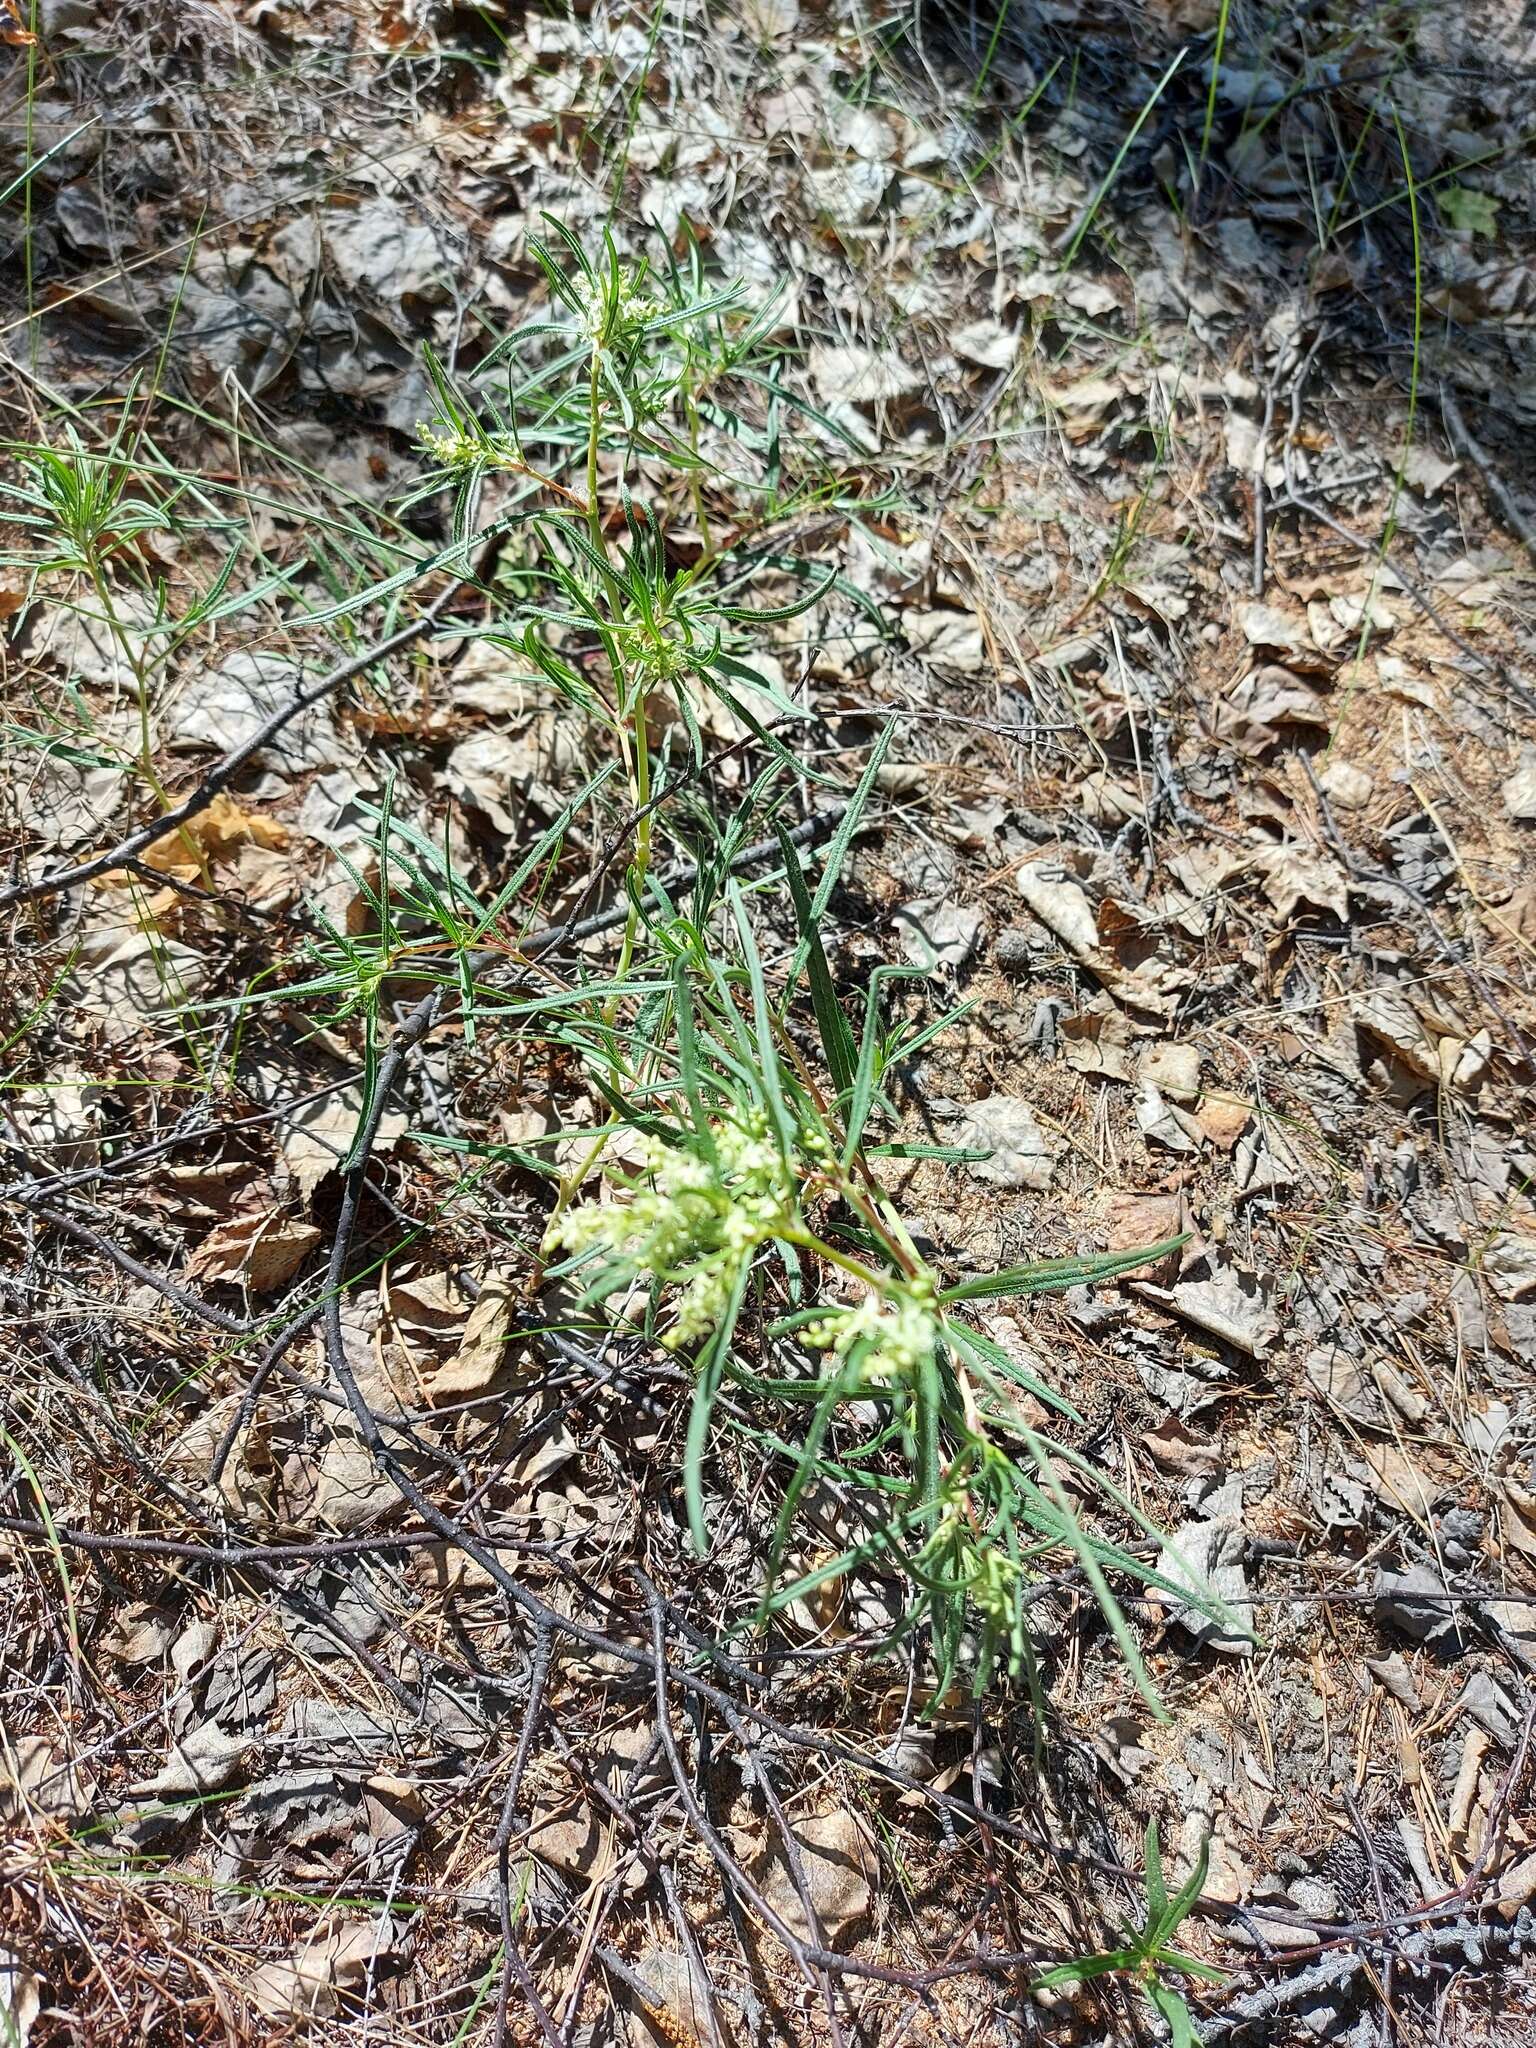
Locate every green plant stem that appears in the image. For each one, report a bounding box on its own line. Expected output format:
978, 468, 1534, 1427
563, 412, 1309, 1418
587, 351, 605, 561
23, 0, 37, 368
84, 555, 170, 808
611, 704, 653, 999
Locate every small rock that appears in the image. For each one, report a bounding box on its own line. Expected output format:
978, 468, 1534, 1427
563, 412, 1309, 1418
1319, 758, 1373, 809
628, 1947, 712, 2047
903, 609, 987, 673
955, 1095, 1059, 1189
895, 899, 982, 971
993, 925, 1040, 973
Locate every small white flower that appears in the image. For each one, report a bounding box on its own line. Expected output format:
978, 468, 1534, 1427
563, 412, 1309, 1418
546, 1114, 796, 1352
570, 268, 657, 346
803, 1279, 938, 1383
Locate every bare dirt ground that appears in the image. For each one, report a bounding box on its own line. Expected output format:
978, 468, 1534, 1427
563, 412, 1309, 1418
3, 1, 1536, 2043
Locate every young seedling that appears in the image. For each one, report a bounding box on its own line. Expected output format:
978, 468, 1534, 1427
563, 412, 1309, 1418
1030, 1823, 1225, 2046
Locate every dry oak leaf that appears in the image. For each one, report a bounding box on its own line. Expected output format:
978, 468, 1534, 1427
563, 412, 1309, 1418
1252, 841, 1348, 922
756, 1807, 878, 1946
141, 792, 290, 877
1499, 1480, 1536, 1560
1017, 864, 1170, 1016
186, 1210, 322, 1291
1060, 1008, 1133, 1081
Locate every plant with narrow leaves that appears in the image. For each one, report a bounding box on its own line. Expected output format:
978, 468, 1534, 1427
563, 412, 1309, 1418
1030, 1823, 1225, 2046
0, 402, 276, 790
228, 221, 1230, 1704
538, 824, 1213, 1702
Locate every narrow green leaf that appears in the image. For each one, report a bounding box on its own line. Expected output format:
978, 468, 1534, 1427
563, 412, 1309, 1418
775, 825, 858, 1100
939, 1235, 1187, 1305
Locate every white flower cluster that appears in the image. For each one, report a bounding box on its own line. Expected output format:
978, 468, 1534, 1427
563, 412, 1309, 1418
570, 267, 656, 345
417, 423, 517, 473
548, 1117, 795, 1350
802, 1276, 939, 1385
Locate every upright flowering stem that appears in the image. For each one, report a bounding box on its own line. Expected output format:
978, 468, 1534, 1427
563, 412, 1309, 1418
610, 702, 652, 1007
586, 348, 605, 565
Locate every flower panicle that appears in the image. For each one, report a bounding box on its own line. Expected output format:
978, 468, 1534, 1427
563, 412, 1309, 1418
546, 1114, 796, 1350
417, 422, 521, 475
802, 1275, 940, 1385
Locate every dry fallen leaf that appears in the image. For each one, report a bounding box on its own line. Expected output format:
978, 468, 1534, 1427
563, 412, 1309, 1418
141, 792, 290, 877
956, 1096, 1059, 1190
0, 1737, 96, 1824
130, 1720, 249, 1798
427, 1274, 527, 1402
247, 1918, 400, 2020
951, 318, 1019, 370
1060, 1008, 1133, 1081
1252, 842, 1349, 922
0, 1950, 39, 2048
629, 1948, 714, 2048
186, 1211, 323, 1292
1140, 1042, 1201, 1101
1354, 986, 1440, 1081
903, 608, 987, 672
1136, 1082, 1202, 1154
1153, 1515, 1254, 1656
1498, 1480, 1536, 1560
1356, 1443, 1439, 1519
268, 1079, 408, 1210
1139, 1265, 1280, 1357
808, 343, 922, 407
1304, 1346, 1379, 1424
1482, 1233, 1536, 1301
1501, 748, 1536, 821
1141, 1413, 1223, 1479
